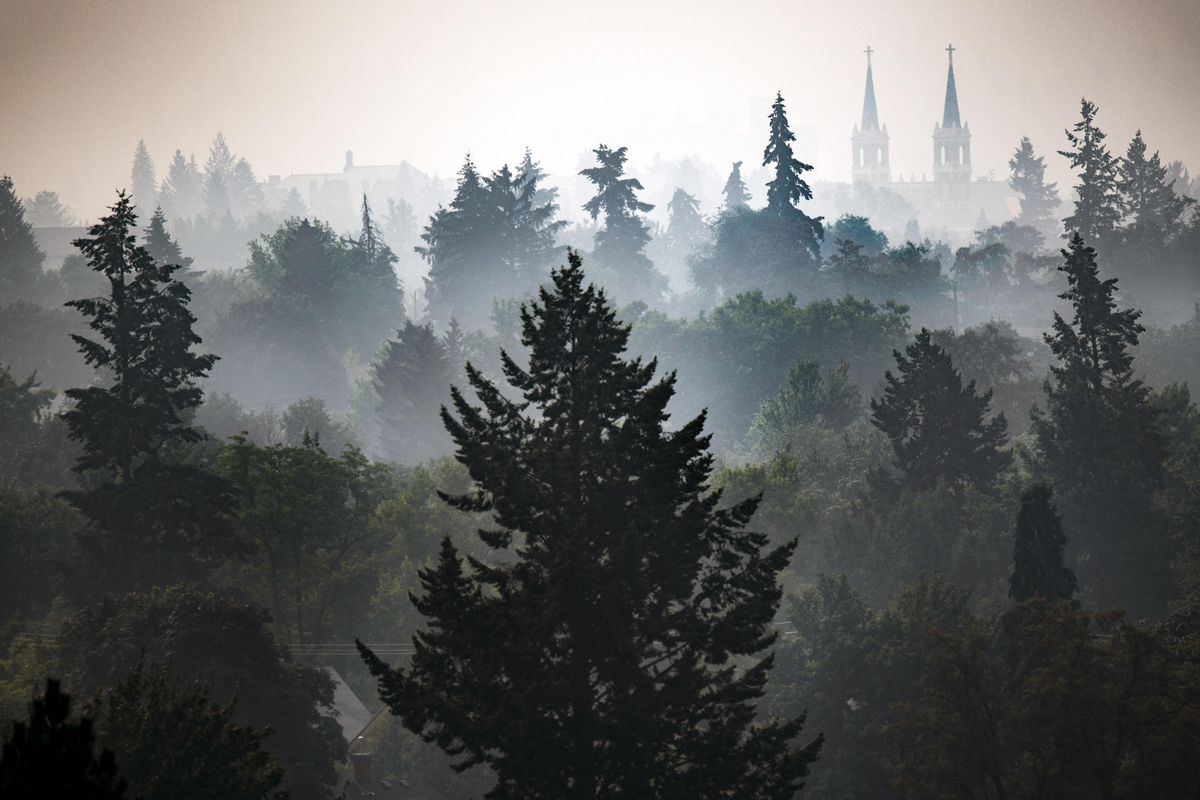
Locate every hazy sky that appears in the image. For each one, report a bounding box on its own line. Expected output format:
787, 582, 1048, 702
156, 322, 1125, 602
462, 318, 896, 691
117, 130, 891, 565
3, 0, 1199, 220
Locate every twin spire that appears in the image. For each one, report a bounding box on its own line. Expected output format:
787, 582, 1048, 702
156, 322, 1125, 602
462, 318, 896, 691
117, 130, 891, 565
858, 44, 963, 129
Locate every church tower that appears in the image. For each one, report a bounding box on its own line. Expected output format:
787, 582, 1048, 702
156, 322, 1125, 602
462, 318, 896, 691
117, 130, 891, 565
851, 46, 890, 185
932, 44, 971, 206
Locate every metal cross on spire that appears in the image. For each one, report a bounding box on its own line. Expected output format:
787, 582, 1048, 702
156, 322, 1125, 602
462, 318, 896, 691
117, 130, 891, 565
864, 45, 873, 66
946, 43, 955, 64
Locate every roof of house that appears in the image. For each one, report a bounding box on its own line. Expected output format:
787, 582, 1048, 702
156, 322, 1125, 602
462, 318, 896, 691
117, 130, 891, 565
324, 667, 375, 743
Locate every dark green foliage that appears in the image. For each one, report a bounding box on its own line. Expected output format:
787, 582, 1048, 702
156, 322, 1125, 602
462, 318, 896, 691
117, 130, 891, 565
60, 585, 346, 800
1009, 136, 1059, 236
92, 661, 286, 800
752, 360, 861, 453
280, 396, 355, 455
1009, 483, 1077, 602
762, 93, 822, 247
361, 251, 821, 798
0, 680, 127, 799
581, 144, 666, 301
221, 437, 395, 644
0, 175, 48, 303
826, 214, 888, 258
929, 321, 1044, 434
372, 321, 456, 464
722, 160, 751, 210
1059, 99, 1122, 241
344, 196, 406, 354
871, 329, 1010, 494
0, 487, 78, 628
1032, 234, 1168, 615
0, 366, 54, 483
690, 206, 826, 299
61, 192, 234, 589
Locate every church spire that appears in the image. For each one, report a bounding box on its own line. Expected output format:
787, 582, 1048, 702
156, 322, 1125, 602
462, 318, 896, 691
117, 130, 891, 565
942, 44, 961, 128
861, 46, 880, 131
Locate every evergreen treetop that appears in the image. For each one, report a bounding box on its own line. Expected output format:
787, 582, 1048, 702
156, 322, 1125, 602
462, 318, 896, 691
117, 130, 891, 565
131, 139, 157, 210
722, 161, 751, 210
763, 93, 814, 216
0, 175, 47, 301
1059, 99, 1122, 241
1118, 130, 1192, 238
361, 250, 821, 798
1008, 136, 1059, 233
1009, 483, 1077, 602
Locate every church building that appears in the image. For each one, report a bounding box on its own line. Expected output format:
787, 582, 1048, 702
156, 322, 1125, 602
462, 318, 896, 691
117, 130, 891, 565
851, 46, 1016, 237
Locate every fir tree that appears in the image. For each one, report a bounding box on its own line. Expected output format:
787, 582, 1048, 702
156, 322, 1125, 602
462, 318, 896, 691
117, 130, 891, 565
1008, 483, 1077, 602
1008, 136, 1059, 234
0, 680, 127, 799
131, 139, 157, 210
761, 93, 823, 251
143, 207, 193, 271
0, 175, 47, 301
203, 133, 236, 218
1059, 99, 1122, 241
345, 196, 405, 355
666, 189, 706, 248
228, 158, 264, 220
722, 161, 752, 210
581, 144, 666, 300
61, 192, 234, 589
512, 149, 567, 285
280, 188, 307, 219
360, 251, 822, 798
371, 321, 453, 464
1118, 130, 1191, 240
159, 150, 203, 220
870, 328, 1011, 493
1031, 234, 1168, 615
23, 190, 75, 227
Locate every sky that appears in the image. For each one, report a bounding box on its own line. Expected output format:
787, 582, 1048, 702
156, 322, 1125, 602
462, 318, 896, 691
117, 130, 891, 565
2, 0, 1199, 221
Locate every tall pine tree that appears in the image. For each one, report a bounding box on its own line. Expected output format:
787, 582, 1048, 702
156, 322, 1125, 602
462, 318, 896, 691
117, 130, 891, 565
870, 328, 1011, 493
762, 93, 823, 253
581, 144, 666, 300
143, 207, 193, 271
371, 321, 453, 464
158, 150, 202, 221
1031, 234, 1169, 615
203, 133, 235, 218
0, 175, 47, 302
722, 161, 751, 210
1008, 136, 1059, 236
1008, 483, 1077, 602
1059, 99, 1121, 242
131, 140, 157, 211
360, 251, 821, 799
1118, 130, 1191, 241
62, 192, 235, 590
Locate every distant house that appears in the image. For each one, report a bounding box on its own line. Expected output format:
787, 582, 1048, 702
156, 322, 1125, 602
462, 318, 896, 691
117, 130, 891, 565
322, 667, 447, 800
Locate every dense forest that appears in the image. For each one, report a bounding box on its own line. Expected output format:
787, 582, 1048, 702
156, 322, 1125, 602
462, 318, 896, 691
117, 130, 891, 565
3, 79, 1200, 800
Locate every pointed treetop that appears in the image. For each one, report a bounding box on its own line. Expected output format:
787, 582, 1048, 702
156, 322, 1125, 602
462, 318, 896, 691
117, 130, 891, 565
942, 44, 962, 128
861, 46, 880, 131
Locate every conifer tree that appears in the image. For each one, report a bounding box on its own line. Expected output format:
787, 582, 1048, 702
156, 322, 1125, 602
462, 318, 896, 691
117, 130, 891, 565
664, 188, 708, 264
23, 190, 75, 227
280, 188, 307, 219
159, 150, 203, 220
1031, 234, 1168, 615
203, 133, 236, 218
581, 144, 666, 300
0, 175, 47, 301
228, 158, 264, 220
1008, 136, 1059, 235
1059, 99, 1122, 241
61, 192, 234, 589
346, 196, 405, 354
722, 161, 751, 210
420, 155, 505, 326
131, 139, 157, 210
1008, 483, 1077, 602
371, 321, 454, 464
1118, 130, 1191, 240
360, 251, 821, 799
0, 680, 127, 799
870, 328, 1010, 493
512, 149, 567, 285
143, 207, 193, 270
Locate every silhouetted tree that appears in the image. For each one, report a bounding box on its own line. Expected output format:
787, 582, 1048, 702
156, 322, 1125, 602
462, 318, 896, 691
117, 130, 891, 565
581, 144, 666, 300
1009, 136, 1059, 236
1059, 99, 1121, 241
0, 680, 127, 799
143, 207, 192, 270
0, 175, 47, 302
1032, 234, 1168, 615
361, 251, 822, 799
871, 328, 1010, 493
92, 661, 287, 800
1118, 129, 1191, 241
203, 133, 235, 218
762, 92, 822, 252
1009, 483, 1077, 602
722, 160, 751, 210
61, 192, 235, 589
